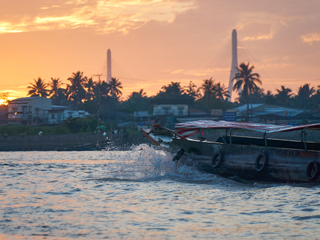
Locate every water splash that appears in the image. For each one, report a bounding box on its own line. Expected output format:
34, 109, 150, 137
97, 144, 232, 185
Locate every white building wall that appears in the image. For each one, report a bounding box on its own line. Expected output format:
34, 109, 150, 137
8, 97, 52, 124
8, 97, 90, 125
153, 104, 188, 116
48, 110, 89, 124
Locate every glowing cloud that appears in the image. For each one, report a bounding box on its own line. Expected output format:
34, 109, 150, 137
0, 22, 24, 33
169, 68, 229, 77
235, 12, 296, 42
301, 33, 320, 44
0, 0, 196, 34
242, 31, 274, 41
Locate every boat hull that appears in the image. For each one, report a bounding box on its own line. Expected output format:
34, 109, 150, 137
142, 128, 320, 183
170, 138, 320, 183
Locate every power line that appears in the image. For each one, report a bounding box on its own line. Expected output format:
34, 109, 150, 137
238, 40, 278, 86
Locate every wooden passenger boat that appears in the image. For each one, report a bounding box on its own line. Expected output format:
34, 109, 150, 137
142, 120, 320, 183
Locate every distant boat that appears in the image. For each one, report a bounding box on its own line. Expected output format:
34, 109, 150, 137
142, 120, 320, 183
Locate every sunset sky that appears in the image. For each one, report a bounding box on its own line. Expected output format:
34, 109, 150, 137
0, 0, 319, 101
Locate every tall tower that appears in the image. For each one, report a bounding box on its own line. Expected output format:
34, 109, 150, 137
107, 49, 112, 83
227, 29, 239, 101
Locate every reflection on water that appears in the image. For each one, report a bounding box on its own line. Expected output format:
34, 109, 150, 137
1, 144, 320, 239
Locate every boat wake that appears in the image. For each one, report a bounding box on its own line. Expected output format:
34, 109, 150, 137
90, 144, 236, 186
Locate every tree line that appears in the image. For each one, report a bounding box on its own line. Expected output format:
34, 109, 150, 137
24, 64, 320, 120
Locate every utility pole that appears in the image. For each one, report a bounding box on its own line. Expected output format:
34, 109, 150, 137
93, 74, 102, 147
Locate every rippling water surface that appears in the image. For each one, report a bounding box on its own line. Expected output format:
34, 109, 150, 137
1, 144, 320, 239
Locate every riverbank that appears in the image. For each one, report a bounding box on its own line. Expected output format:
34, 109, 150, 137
1, 128, 318, 151
0, 132, 149, 151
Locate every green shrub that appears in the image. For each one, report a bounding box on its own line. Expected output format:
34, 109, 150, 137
0, 117, 122, 136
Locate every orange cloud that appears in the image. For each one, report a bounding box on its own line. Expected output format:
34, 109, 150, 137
0, 90, 26, 100
0, 0, 195, 34
301, 33, 320, 44
0, 22, 25, 33
263, 63, 291, 68
242, 31, 274, 41
235, 12, 298, 42
169, 68, 229, 77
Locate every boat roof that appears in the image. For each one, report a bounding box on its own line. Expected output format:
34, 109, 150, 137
174, 120, 320, 134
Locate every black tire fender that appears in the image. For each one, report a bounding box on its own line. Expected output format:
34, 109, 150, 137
255, 152, 268, 172
306, 161, 320, 181
212, 152, 223, 168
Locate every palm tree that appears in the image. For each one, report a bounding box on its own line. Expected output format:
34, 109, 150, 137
249, 87, 265, 103
296, 83, 315, 111
264, 90, 275, 104
27, 77, 48, 97
125, 89, 149, 112
160, 82, 185, 96
137, 89, 147, 98
233, 62, 262, 121
184, 81, 201, 100
128, 89, 147, 99
84, 77, 95, 101
275, 85, 293, 106
200, 78, 216, 100
49, 78, 63, 99
109, 77, 123, 99
99, 80, 110, 99
67, 71, 87, 110
215, 82, 229, 101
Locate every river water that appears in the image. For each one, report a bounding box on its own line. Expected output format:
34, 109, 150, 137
1, 144, 320, 239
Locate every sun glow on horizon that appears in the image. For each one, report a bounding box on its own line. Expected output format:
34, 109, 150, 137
0, 0, 319, 104
0, 99, 8, 105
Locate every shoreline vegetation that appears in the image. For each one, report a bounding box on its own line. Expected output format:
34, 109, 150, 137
0, 117, 117, 136
0, 132, 149, 151
0, 64, 319, 151
1, 65, 319, 122
1, 126, 318, 151
0, 118, 150, 151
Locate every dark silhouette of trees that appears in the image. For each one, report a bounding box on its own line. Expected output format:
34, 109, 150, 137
158, 81, 185, 97
109, 77, 123, 99
22, 69, 320, 122
233, 62, 262, 121
246, 87, 265, 104
296, 83, 315, 111
84, 77, 95, 101
49, 78, 64, 105
67, 71, 87, 110
128, 89, 147, 99
193, 79, 233, 112
215, 82, 229, 101
200, 78, 216, 101
49, 78, 62, 97
184, 81, 201, 100
297, 84, 315, 99
117, 89, 150, 113
275, 85, 293, 107
54, 88, 68, 105
27, 77, 49, 97
263, 90, 276, 104
96, 81, 109, 99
